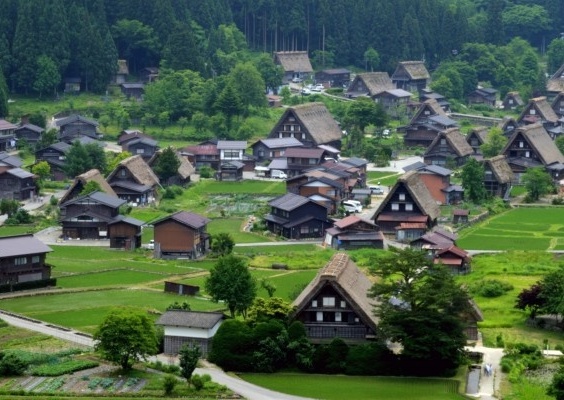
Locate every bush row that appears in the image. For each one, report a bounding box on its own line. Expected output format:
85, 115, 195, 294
30, 360, 99, 376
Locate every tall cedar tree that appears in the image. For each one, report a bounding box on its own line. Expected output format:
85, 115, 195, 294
461, 158, 487, 204
153, 147, 180, 183
215, 81, 244, 133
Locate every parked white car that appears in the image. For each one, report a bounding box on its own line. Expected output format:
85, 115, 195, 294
342, 200, 363, 213
147, 239, 155, 250
311, 84, 324, 92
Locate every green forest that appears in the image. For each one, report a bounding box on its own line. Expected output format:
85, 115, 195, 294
0, 0, 563, 96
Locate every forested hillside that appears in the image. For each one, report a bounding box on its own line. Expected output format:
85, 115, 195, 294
0, 0, 563, 95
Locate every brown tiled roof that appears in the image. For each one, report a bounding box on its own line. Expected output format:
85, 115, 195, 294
154, 211, 210, 229
353, 72, 395, 96
518, 97, 559, 124
59, 168, 117, 204
183, 144, 218, 156
484, 155, 514, 183
274, 51, 313, 73
503, 123, 564, 165
0, 119, 17, 130
371, 170, 440, 221
290, 102, 343, 145
292, 253, 378, 331
334, 215, 361, 229
427, 128, 474, 157
107, 155, 160, 187
397, 61, 430, 80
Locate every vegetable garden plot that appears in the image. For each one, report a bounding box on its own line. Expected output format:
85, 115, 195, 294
207, 195, 273, 216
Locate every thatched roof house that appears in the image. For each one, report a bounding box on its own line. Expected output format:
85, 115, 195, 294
107, 155, 160, 188
59, 169, 117, 205
518, 96, 559, 126
484, 155, 514, 184
346, 72, 395, 97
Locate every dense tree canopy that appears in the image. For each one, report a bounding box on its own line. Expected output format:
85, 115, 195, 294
522, 167, 554, 201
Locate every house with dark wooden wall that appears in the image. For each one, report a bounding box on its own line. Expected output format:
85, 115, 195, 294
285, 147, 327, 177
391, 61, 430, 93
517, 97, 561, 139
251, 137, 303, 163
124, 137, 159, 160
501, 123, 564, 182
56, 114, 99, 142
291, 253, 379, 344
400, 99, 458, 148
15, 123, 44, 148
371, 171, 440, 240
503, 91, 524, 110
264, 193, 330, 239
466, 126, 489, 159
315, 68, 351, 88
107, 215, 144, 249
324, 215, 383, 250
273, 51, 313, 83
118, 130, 153, 147
296, 176, 345, 215
0, 168, 37, 200
153, 211, 211, 259
0, 234, 53, 290
106, 155, 160, 205
551, 92, 564, 118
346, 72, 395, 98
482, 155, 514, 199
120, 83, 144, 100
182, 144, 220, 171
59, 191, 126, 239
468, 88, 497, 107
420, 89, 450, 111
34, 142, 71, 181
0, 119, 17, 152
423, 128, 474, 167
267, 102, 343, 149
59, 169, 117, 205
373, 88, 413, 118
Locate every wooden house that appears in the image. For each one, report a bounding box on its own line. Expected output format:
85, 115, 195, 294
551, 92, 564, 118
123, 137, 158, 160
466, 126, 489, 158
217, 140, 252, 171
423, 128, 474, 167
503, 91, 524, 110
218, 160, 244, 181
498, 116, 519, 139
0, 234, 53, 290
251, 137, 303, 163
420, 89, 450, 111
452, 209, 469, 224
501, 123, 564, 182
411, 228, 457, 251
0, 168, 37, 200
264, 193, 330, 239
267, 102, 343, 149
14, 123, 44, 148
182, 144, 220, 171
140, 67, 159, 83
114, 60, 129, 84
391, 61, 430, 93
148, 150, 195, 187
156, 311, 224, 356
403, 162, 460, 205
346, 72, 395, 98
400, 99, 458, 148
341, 157, 368, 176
0, 119, 16, 152
547, 63, 564, 100
107, 215, 144, 249
468, 87, 497, 107
63, 77, 81, 94
482, 155, 514, 199
431, 245, 471, 275
0, 152, 23, 172
371, 171, 440, 240
118, 130, 152, 147
291, 252, 379, 344
289, 174, 345, 214
153, 211, 211, 259
120, 83, 145, 100
59, 169, 117, 205
55, 114, 99, 142
315, 68, 351, 88
59, 191, 126, 239
324, 215, 383, 250
373, 89, 413, 118
517, 97, 561, 139
285, 147, 327, 177
273, 51, 313, 83
106, 155, 160, 205
34, 142, 71, 181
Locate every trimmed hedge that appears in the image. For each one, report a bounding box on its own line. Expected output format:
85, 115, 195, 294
0, 278, 57, 293
29, 360, 99, 376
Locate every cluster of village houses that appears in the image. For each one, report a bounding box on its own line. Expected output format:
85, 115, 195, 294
2, 52, 564, 353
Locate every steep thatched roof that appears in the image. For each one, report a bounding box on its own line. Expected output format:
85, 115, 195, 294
410, 99, 447, 123
518, 97, 559, 124
292, 252, 378, 331
59, 168, 116, 204
117, 59, 129, 75
468, 126, 489, 144
107, 155, 160, 187
148, 149, 195, 179
351, 72, 395, 96
274, 51, 313, 73
287, 102, 343, 145
484, 155, 514, 184
504, 91, 524, 106
547, 64, 564, 93
396, 61, 430, 80
371, 170, 440, 221
427, 128, 473, 157
503, 123, 564, 165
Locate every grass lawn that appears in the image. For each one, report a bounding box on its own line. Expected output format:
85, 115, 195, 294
366, 171, 401, 187
457, 208, 564, 250
56, 270, 167, 288
207, 218, 273, 243
234, 244, 322, 256
239, 373, 466, 400
0, 225, 37, 236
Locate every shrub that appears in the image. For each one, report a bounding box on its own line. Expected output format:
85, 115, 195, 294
552, 196, 564, 205
191, 374, 204, 391
162, 187, 177, 199
29, 360, 99, 376
162, 374, 177, 395
199, 166, 215, 179
471, 279, 513, 298
0, 352, 27, 376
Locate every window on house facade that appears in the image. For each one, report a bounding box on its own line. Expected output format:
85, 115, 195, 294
509, 99, 513, 104
530, 109, 536, 115
290, 125, 295, 131
340, 300, 346, 308
120, 169, 126, 177
323, 297, 336, 307
399, 193, 405, 201
424, 110, 430, 115
309, 158, 317, 164
519, 141, 524, 148
300, 226, 310, 234
312, 300, 317, 307
316, 311, 323, 322
405, 203, 413, 211
224, 150, 239, 159
525, 151, 530, 158
14, 257, 27, 265
32, 256, 40, 263
440, 139, 446, 145
335, 312, 342, 322
391, 203, 399, 211
137, 148, 144, 154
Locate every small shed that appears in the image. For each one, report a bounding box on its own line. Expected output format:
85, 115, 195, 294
107, 215, 144, 249
350, 188, 371, 204
218, 161, 244, 181
453, 209, 469, 224
156, 311, 224, 356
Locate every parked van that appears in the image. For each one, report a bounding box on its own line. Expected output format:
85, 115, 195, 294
271, 170, 288, 179
342, 200, 363, 213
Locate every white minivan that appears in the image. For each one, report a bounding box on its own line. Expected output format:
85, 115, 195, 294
342, 200, 363, 213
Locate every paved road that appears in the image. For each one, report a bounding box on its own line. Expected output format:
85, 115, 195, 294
0, 310, 314, 400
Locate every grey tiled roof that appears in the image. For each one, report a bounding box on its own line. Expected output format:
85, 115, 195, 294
56, 114, 99, 127
341, 157, 368, 168
154, 211, 210, 229
217, 140, 247, 150
62, 191, 126, 208
108, 214, 145, 227
0, 152, 23, 167
269, 192, 310, 211
0, 234, 52, 258
255, 138, 304, 149
110, 180, 152, 193
156, 311, 224, 329
5, 168, 34, 179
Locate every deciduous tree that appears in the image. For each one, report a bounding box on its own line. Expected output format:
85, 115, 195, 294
481, 127, 507, 158
31, 161, 51, 183
179, 343, 201, 386
522, 167, 553, 201
93, 308, 158, 370
461, 158, 487, 204
205, 255, 256, 318
33, 55, 60, 98
211, 232, 235, 256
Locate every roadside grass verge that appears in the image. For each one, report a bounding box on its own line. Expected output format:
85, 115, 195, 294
457, 251, 564, 348
238, 373, 465, 400
207, 218, 273, 243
